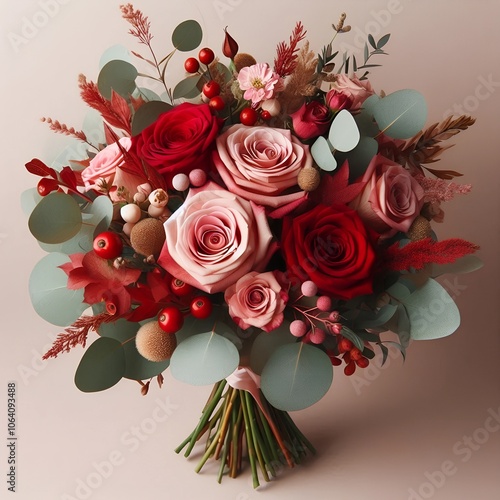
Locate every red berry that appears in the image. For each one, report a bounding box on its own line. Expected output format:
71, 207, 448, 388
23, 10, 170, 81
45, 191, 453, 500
37, 177, 59, 196
93, 231, 123, 260
208, 95, 225, 111
170, 278, 193, 297
356, 357, 369, 369
198, 47, 215, 65
349, 347, 363, 361
190, 296, 213, 319
338, 338, 354, 353
158, 306, 184, 334
344, 361, 356, 376
326, 350, 343, 366
184, 57, 200, 73
240, 107, 258, 126
260, 110, 272, 121
203, 80, 221, 98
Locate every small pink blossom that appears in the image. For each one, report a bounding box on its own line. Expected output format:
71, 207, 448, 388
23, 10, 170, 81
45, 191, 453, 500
237, 63, 283, 105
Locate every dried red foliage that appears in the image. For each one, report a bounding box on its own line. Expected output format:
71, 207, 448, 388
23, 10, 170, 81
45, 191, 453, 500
40, 117, 88, 143
120, 4, 153, 45
274, 22, 307, 77
78, 75, 132, 134
43, 312, 115, 359
384, 237, 479, 272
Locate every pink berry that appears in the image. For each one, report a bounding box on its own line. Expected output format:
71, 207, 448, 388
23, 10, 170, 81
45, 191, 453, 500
309, 327, 326, 345
189, 169, 207, 187
329, 311, 341, 322
330, 323, 342, 335
290, 320, 308, 338
172, 173, 190, 191
301, 280, 318, 297
316, 295, 332, 312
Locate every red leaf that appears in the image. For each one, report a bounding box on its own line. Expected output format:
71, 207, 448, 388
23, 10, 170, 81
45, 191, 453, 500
111, 90, 132, 128
60, 166, 78, 190
25, 158, 57, 179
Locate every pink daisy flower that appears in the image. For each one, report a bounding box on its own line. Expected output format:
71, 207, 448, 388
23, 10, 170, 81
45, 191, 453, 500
237, 63, 283, 105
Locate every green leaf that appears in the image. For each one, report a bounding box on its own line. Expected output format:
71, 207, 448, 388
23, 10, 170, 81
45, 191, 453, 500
396, 304, 411, 348
364, 42, 369, 63
402, 279, 460, 340
75, 337, 126, 392
170, 331, 239, 385
21, 188, 42, 216
376, 34, 391, 49
311, 136, 337, 171
329, 109, 360, 152
99, 319, 170, 380
354, 304, 398, 329
380, 344, 389, 365
353, 55, 358, 72
28, 192, 82, 245
250, 323, 296, 375
29, 253, 87, 326
373, 89, 428, 139
172, 20, 203, 52
340, 327, 365, 351
382, 341, 406, 361
368, 34, 377, 49
97, 60, 138, 100
99, 44, 132, 69
260, 343, 333, 411
173, 75, 202, 100
429, 255, 484, 277
131, 101, 172, 135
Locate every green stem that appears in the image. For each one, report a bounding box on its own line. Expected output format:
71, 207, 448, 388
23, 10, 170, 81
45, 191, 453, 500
241, 390, 259, 488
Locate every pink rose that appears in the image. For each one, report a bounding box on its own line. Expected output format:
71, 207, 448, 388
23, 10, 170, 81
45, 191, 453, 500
290, 101, 331, 140
325, 90, 354, 112
157, 182, 277, 294
81, 137, 146, 202
327, 74, 374, 110
350, 154, 425, 237
213, 124, 311, 209
224, 271, 289, 332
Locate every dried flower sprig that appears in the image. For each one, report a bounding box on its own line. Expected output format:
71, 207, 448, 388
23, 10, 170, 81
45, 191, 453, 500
274, 22, 307, 78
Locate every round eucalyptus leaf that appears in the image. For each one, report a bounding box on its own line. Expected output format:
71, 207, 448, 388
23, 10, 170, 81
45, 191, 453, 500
28, 192, 82, 244
97, 60, 138, 99
75, 337, 126, 392
261, 343, 333, 411
131, 101, 172, 136
29, 253, 87, 326
172, 20, 203, 52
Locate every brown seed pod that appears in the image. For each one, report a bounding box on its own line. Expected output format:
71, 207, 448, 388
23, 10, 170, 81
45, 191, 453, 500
298, 167, 321, 192
135, 321, 177, 362
233, 53, 257, 72
130, 217, 166, 258
407, 215, 433, 241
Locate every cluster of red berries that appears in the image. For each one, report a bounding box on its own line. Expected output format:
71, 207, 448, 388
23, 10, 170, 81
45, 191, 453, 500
330, 337, 370, 376
157, 278, 213, 334
183, 48, 266, 126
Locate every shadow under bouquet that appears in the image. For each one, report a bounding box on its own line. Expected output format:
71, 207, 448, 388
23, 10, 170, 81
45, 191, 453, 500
24, 4, 482, 488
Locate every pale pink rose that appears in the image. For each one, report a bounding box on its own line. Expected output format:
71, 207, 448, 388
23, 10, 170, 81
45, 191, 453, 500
158, 182, 277, 294
328, 74, 374, 110
225, 271, 289, 332
350, 154, 425, 237
213, 124, 311, 209
81, 137, 146, 202
237, 63, 284, 105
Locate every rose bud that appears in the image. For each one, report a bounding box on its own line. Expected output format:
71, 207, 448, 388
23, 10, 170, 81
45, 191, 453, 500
222, 26, 239, 59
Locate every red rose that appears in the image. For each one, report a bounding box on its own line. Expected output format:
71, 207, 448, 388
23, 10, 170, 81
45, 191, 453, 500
290, 101, 331, 140
132, 103, 222, 187
281, 204, 377, 300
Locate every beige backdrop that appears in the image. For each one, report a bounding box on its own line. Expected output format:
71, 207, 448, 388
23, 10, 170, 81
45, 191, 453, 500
1, 1, 499, 499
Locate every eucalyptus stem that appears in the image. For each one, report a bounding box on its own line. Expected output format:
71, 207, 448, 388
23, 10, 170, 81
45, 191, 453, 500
240, 390, 260, 488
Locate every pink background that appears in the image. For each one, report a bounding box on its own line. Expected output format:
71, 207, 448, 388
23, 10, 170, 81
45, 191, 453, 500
1, 1, 499, 499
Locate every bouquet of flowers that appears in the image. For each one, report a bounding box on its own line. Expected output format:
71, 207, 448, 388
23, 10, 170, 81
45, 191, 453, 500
24, 4, 481, 488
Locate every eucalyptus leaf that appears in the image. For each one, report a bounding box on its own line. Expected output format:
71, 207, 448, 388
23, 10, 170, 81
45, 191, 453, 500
250, 323, 296, 375
311, 136, 337, 171
260, 343, 333, 411
396, 304, 411, 348
373, 89, 428, 139
97, 60, 138, 100
99, 44, 132, 69
338, 136, 378, 180
170, 331, 239, 385
99, 319, 170, 380
29, 253, 87, 326
429, 255, 484, 277
20, 188, 42, 216
403, 279, 460, 340
28, 192, 82, 244
354, 304, 398, 330
82, 110, 105, 147
328, 109, 360, 152
75, 337, 126, 392
173, 75, 202, 100
172, 20, 203, 52
361, 94, 381, 117
131, 101, 172, 136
